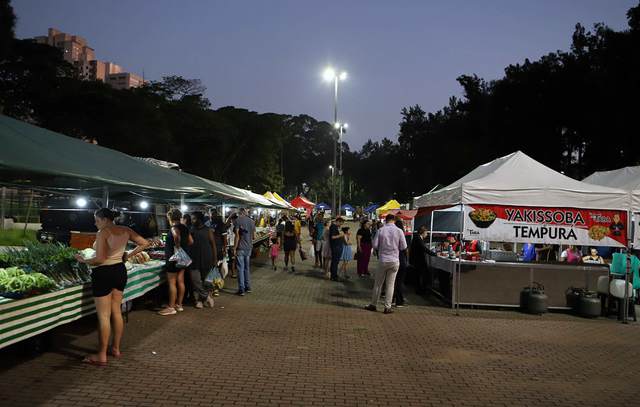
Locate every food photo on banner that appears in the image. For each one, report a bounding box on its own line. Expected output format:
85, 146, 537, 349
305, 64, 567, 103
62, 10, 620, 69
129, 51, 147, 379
463, 204, 627, 247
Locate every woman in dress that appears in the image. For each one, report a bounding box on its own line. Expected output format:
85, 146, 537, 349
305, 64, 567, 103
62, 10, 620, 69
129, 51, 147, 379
356, 220, 373, 277
188, 212, 217, 309
339, 226, 353, 279
282, 218, 298, 272
74, 208, 149, 366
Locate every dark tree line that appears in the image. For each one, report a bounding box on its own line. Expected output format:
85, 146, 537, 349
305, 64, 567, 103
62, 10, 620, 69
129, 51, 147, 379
1, 0, 639, 207
370, 3, 640, 203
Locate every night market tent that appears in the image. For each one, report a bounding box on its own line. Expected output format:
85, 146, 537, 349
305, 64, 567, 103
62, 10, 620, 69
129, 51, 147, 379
0, 115, 284, 208
376, 199, 401, 215
271, 192, 294, 209
291, 195, 315, 217
380, 209, 418, 235
263, 191, 282, 206
363, 204, 379, 213
230, 188, 287, 209
315, 202, 331, 211
262, 191, 292, 209
379, 209, 417, 220
263, 191, 294, 209
583, 166, 640, 212
291, 195, 315, 211
341, 204, 356, 213
411, 151, 631, 311
413, 151, 629, 211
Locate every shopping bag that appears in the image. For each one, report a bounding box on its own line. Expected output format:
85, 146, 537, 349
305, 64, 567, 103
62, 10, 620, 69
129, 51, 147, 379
205, 266, 224, 289
307, 245, 315, 259
354, 251, 360, 261
299, 246, 307, 261
220, 257, 229, 279
168, 247, 192, 268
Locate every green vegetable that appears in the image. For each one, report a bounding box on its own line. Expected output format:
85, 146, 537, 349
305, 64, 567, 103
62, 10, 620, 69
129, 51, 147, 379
0, 243, 90, 289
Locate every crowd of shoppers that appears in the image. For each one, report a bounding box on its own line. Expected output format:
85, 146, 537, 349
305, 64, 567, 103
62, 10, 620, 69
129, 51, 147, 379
80, 203, 429, 368
158, 206, 420, 318
157, 206, 258, 316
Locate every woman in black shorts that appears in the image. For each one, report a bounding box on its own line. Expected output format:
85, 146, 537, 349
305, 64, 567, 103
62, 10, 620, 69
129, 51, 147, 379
75, 208, 149, 366
158, 209, 193, 316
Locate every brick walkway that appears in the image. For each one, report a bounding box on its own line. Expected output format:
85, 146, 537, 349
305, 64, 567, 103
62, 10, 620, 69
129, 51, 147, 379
2, 243, 640, 406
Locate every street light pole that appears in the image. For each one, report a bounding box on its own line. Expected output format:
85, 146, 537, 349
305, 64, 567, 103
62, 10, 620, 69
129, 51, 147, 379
323, 67, 347, 218
332, 76, 338, 215
338, 124, 342, 216
336, 123, 347, 216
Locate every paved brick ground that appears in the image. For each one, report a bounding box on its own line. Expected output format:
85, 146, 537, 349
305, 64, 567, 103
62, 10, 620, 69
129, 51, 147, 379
2, 230, 640, 406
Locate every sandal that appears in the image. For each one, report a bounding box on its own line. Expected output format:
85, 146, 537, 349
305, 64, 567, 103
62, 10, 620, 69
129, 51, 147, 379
82, 356, 107, 367
109, 347, 122, 358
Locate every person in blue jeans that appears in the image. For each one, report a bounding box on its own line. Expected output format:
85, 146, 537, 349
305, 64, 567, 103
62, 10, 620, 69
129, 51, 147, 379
233, 208, 256, 296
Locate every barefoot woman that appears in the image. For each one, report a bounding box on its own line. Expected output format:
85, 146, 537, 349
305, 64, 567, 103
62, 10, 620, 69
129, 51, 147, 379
75, 208, 150, 366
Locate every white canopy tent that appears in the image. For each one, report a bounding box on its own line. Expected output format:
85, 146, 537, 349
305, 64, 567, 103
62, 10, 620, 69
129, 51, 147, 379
583, 166, 640, 212
413, 151, 629, 210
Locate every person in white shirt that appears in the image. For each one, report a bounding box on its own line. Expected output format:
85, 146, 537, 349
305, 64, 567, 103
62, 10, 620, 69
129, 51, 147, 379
364, 214, 408, 314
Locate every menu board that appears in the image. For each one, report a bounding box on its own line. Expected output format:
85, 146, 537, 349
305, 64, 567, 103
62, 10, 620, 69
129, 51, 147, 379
463, 204, 627, 247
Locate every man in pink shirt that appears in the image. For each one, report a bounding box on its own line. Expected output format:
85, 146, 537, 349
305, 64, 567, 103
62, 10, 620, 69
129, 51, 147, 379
365, 214, 408, 314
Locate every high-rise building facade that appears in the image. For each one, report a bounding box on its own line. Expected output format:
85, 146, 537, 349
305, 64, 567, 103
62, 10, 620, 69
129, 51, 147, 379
34, 28, 143, 89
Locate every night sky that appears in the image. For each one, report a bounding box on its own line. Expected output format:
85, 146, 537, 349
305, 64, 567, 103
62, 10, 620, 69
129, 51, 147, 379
13, 0, 637, 149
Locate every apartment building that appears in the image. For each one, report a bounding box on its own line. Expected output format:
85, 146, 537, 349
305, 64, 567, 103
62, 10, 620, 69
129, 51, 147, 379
34, 28, 144, 89
106, 72, 145, 90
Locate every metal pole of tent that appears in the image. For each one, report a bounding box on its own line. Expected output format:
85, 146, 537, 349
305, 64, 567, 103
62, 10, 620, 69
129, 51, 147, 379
102, 186, 109, 208
623, 209, 633, 324
429, 210, 434, 249
456, 203, 464, 316
22, 190, 34, 236
0, 186, 5, 230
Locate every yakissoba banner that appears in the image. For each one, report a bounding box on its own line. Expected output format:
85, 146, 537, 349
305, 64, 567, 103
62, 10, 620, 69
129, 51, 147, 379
463, 205, 627, 247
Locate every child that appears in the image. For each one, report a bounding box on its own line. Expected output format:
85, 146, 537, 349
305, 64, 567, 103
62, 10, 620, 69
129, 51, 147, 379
340, 226, 352, 279
270, 237, 279, 271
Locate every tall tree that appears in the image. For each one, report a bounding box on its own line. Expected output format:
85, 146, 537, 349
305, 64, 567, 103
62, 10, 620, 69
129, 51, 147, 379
0, 0, 15, 60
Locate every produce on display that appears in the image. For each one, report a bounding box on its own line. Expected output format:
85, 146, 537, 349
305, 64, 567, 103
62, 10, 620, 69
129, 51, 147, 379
0, 267, 57, 298
0, 242, 91, 288
128, 251, 151, 264
80, 248, 96, 259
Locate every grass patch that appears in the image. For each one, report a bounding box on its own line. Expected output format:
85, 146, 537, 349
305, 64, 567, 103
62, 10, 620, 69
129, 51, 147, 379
0, 229, 38, 246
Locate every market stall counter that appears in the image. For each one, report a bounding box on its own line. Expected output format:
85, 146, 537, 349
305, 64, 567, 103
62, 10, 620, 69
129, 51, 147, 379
0, 261, 165, 350
427, 255, 608, 308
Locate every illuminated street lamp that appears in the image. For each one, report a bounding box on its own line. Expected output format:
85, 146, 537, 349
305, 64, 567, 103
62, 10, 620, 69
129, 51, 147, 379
323, 66, 347, 214
334, 122, 348, 214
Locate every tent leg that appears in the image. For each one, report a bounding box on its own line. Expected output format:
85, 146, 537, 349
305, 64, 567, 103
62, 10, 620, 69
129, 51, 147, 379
0, 187, 5, 230
455, 203, 464, 316
22, 190, 34, 236
102, 186, 109, 208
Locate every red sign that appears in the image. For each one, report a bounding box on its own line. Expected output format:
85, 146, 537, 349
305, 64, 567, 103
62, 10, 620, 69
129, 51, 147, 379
463, 204, 627, 247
